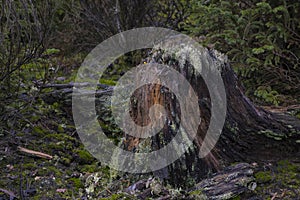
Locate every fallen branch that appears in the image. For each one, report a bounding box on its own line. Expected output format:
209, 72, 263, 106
124, 163, 256, 199
18, 146, 53, 159
38, 82, 111, 90
0, 188, 17, 199
41, 87, 114, 105
189, 162, 256, 199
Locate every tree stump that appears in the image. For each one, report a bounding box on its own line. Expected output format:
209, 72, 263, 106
41, 42, 300, 187
119, 45, 300, 186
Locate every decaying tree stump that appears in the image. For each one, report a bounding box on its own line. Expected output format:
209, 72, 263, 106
113, 46, 300, 186
40, 42, 300, 190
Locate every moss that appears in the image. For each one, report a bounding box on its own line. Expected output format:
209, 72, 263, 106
189, 189, 208, 200
101, 193, 132, 200
30, 115, 41, 122
33, 194, 44, 200
60, 157, 71, 166
230, 196, 241, 200
76, 149, 94, 164
254, 171, 272, 183
23, 162, 37, 170
43, 133, 76, 142
57, 124, 64, 133
79, 164, 98, 173
189, 189, 203, 195
38, 166, 62, 176
68, 178, 84, 189
32, 126, 47, 136
254, 160, 300, 198
99, 78, 117, 86
277, 160, 298, 172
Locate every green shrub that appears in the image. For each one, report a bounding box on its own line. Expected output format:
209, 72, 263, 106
185, 0, 300, 105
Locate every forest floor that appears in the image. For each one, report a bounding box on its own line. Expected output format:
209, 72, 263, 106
0, 56, 299, 200
1, 88, 299, 200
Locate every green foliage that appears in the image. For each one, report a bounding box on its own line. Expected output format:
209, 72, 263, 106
185, 0, 300, 104
43, 48, 61, 56
254, 86, 280, 105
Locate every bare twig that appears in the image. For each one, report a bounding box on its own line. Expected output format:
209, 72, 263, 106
0, 188, 17, 199
18, 146, 53, 160
271, 192, 278, 200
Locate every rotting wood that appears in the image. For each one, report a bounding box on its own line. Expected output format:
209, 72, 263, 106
124, 162, 256, 199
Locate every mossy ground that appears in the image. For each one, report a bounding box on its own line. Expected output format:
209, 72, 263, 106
250, 160, 300, 199
0, 54, 154, 199
0, 55, 299, 199
1, 94, 299, 200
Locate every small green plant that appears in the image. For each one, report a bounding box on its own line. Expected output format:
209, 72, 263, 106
43, 48, 61, 56
254, 86, 280, 106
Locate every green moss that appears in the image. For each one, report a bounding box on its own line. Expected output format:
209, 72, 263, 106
277, 160, 298, 173
230, 196, 241, 200
188, 189, 208, 199
45, 142, 63, 151
101, 193, 132, 200
43, 133, 76, 142
254, 160, 300, 198
99, 78, 117, 86
79, 164, 98, 173
23, 162, 37, 170
254, 171, 272, 183
189, 189, 203, 195
57, 124, 64, 133
33, 194, 43, 200
30, 115, 41, 122
68, 177, 84, 189
76, 149, 94, 164
60, 157, 71, 166
38, 166, 62, 176
32, 126, 47, 136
